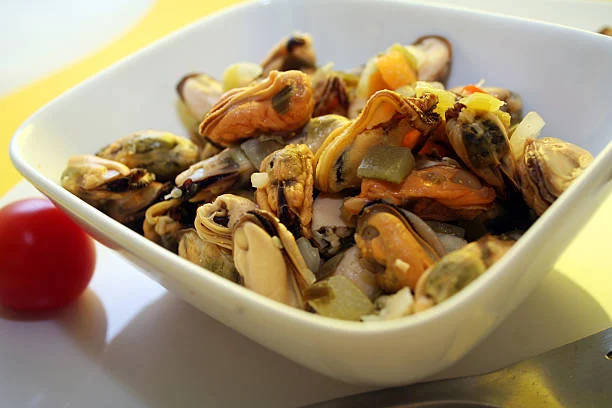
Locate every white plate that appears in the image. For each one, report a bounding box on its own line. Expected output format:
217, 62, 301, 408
9, 0, 612, 386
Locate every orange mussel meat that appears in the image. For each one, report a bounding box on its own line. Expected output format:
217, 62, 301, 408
353, 158, 496, 221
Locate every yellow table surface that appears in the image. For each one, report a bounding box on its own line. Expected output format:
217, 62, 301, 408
0, 0, 246, 197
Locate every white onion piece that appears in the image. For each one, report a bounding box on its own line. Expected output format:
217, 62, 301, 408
251, 172, 269, 188
362, 287, 414, 322
510, 111, 546, 160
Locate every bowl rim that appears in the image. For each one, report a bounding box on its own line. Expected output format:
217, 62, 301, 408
9, 0, 612, 336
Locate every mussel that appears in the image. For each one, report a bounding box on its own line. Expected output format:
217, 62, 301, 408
406, 35, 453, 85
354, 203, 446, 293
287, 114, 350, 155
233, 210, 316, 308
61, 155, 167, 229
445, 100, 517, 196
143, 198, 199, 252
351, 156, 497, 221
413, 234, 514, 312
96, 130, 199, 182
194, 193, 257, 250
516, 137, 593, 215
170, 147, 255, 203
178, 229, 238, 281
198, 70, 314, 147
254, 144, 315, 238
311, 64, 350, 117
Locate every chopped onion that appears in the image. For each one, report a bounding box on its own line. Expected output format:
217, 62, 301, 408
250, 172, 269, 188
222, 62, 262, 92
509, 111, 546, 160
362, 287, 414, 322
164, 187, 183, 200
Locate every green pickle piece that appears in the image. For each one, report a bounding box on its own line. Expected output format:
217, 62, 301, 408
304, 275, 374, 321
357, 145, 415, 184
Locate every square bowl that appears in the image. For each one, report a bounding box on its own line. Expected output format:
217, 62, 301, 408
9, 0, 612, 385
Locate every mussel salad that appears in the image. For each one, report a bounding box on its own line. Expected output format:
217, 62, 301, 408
61, 33, 594, 321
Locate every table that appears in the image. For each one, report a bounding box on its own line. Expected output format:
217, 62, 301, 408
1, 1, 610, 406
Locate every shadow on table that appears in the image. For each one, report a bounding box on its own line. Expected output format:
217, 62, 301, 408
430, 268, 611, 380
0, 290, 108, 407
101, 293, 374, 408
0, 288, 108, 358
100, 268, 609, 407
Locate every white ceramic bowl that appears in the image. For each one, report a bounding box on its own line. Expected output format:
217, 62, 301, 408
10, 0, 612, 385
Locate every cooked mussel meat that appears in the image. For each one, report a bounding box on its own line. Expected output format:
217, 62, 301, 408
199, 70, 314, 147
61, 155, 167, 229
406, 35, 453, 85
254, 144, 315, 238
351, 156, 497, 221
143, 198, 199, 252
445, 99, 517, 196
311, 64, 350, 117
96, 130, 199, 182
413, 235, 514, 312
516, 137, 593, 215
232, 209, 316, 308
178, 228, 238, 281
171, 147, 255, 202
194, 193, 257, 250
355, 203, 446, 293
450, 85, 523, 126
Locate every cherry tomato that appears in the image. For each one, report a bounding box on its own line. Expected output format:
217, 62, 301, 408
0, 197, 96, 310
